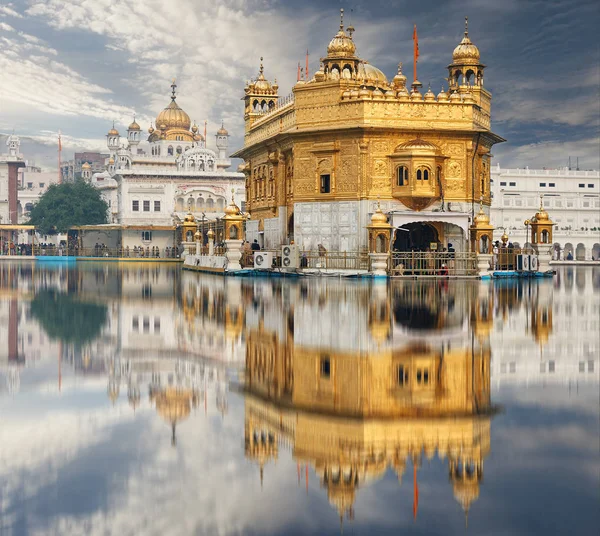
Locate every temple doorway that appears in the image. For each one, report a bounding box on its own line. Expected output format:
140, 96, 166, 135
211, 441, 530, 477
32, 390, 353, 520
393, 222, 439, 252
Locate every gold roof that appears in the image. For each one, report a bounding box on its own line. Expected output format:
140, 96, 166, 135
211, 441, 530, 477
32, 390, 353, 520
247, 58, 278, 95
533, 197, 552, 223
224, 189, 242, 216
128, 117, 141, 130
327, 10, 356, 58
81, 162, 91, 169
473, 205, 491, 226
107, 125, 119, 136
217, 122, 229, 136
370, 201, 389, 225
357, 62, 388, 85
183, 212, 196, 223
156, 99, 191, 131
452, 18, 480, 65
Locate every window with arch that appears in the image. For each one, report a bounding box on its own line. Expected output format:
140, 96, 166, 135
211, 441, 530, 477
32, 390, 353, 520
176, 146, 182, 155
197, 196, 205, 209
206, 198, 215, 211
416, 167, 429, 181
168, 146, 174, 156
396, 166, 409, 187
541, 230, 549, 244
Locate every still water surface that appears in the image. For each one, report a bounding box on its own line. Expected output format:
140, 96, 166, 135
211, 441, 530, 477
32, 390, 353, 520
0, 263, 598, 536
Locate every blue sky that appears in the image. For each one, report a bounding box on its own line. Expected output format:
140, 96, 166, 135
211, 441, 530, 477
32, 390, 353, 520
0, 0, 598, 170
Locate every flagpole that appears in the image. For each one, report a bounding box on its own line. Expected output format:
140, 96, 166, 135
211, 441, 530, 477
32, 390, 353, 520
58, 131, 62, 184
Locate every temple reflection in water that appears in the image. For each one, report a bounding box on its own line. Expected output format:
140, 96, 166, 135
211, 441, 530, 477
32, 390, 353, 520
242, 279, 492, 524
0, 262, 598, 528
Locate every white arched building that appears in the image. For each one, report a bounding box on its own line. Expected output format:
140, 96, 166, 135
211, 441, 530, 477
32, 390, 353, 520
84, 81, 244, 252
490, 164, 600, 260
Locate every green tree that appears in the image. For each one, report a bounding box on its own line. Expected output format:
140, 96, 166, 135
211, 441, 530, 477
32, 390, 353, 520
30, 290, 108, 345
28, 181, 108, 234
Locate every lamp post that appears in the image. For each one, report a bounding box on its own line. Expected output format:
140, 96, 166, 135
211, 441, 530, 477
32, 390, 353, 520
524, 219, 530, 252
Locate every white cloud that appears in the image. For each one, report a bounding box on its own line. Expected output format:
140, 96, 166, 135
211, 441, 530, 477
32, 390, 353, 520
0, 3, 23, 18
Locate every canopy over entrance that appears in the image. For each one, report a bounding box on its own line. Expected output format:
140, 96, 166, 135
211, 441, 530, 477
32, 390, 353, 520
390, 212, 469, 252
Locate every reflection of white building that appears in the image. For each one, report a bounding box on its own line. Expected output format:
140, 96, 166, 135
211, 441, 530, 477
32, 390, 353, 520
83, 81, 244, 252
490, 165, 600, 259
489, 269, 600, 389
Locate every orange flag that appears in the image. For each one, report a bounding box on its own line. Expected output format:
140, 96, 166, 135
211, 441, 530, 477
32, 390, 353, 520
413, 24, 419, 82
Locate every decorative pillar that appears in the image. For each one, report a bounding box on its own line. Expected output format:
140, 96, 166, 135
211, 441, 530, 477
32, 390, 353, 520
529, 196, 554, 273
207, 228, 215, 256
194, 229, 202, 256
181, 213, 196, 256
469, 203, 494, 276
366, 202, 392, 276
223, 190, 246, 270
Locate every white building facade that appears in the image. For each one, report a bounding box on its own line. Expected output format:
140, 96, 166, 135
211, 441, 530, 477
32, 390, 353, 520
490, 165, 600, 260
86, 82, 245, 251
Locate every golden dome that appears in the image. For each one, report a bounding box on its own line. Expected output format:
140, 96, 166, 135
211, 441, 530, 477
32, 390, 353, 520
156, 100, 191, 131
107, 126, 119, 136
224, 201, 241, 216
473, 205, 493, 228
184, 212, 196, 223
392, 62, 407, 88
437, 86, 449, 101
424, 84, 436, 101
357, 62, 388, 85
370, 202, 389, 224
217, 123, 229, 136
108, 157, 115, 165
359, 86, 372, 98
395, 138, 440, 152
452, 18, 480, 65
193, 230, 201, 241
81, 162, 91, 169
453, 478, 480, 511
152, 387, 197, 425
128, 117, 141, 130
207, 228, 215, 238
327, 29, 356, 58
148, 124, 155, 134
534, 197, 551, 222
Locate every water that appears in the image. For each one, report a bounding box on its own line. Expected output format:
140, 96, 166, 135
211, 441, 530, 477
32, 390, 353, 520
1, 263, 598, 536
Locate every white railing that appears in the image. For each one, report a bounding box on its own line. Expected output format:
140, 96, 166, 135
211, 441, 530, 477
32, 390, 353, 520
497, 167, 599, 178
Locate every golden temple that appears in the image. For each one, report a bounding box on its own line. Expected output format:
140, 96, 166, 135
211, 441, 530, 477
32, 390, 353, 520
233, 12, 505, 253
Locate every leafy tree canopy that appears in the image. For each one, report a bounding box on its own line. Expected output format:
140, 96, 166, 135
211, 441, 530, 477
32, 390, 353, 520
30, 290, 108, 345
28, 181, 108, 234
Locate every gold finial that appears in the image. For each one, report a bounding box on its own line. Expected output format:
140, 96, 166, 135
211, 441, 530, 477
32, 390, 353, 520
231, 187, 235, 203
347, 25, 355, 38
397, 62, 403, 73
340, 8, 344, 30
170, 78, 177, 100
465, 16, 469, 36
259, 57, 264, 75
539, 194, 544, 210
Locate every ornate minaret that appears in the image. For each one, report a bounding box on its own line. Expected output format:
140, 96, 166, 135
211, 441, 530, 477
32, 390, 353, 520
243, 58, 279, 131
81, 162, 92, 181
447, 17, 487, 104
127, 115, 141, 153
106, 122, 120, 155
215, 122, 229, 160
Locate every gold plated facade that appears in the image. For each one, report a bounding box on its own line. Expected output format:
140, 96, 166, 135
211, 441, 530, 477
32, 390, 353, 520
233, 13, 504, 250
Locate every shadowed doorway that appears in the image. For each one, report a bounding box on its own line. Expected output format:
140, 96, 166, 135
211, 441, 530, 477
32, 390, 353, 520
393, 222, 439, 252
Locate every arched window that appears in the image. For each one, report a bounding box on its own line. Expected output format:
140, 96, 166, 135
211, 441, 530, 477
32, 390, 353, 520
168, 146, 174, 156
396, 166, 409, 187
417, 167, 429, 181
417, 169, 422, 181
541, 230, 549, 244
206, 198, 215, 211
176, 146, 182, 155
176, 198, 184, 212
197, 197, 205, 209
216, 198, 224, 211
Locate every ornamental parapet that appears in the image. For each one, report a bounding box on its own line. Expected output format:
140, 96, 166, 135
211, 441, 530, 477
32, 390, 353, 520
244, 106, 296, 147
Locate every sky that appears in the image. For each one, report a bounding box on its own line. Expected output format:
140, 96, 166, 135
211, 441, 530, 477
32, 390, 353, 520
0, 0, 598, 171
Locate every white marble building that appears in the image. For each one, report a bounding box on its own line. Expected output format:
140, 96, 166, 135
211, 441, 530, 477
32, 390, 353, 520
490, 164, 600, 259
85, 81, 245, 250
